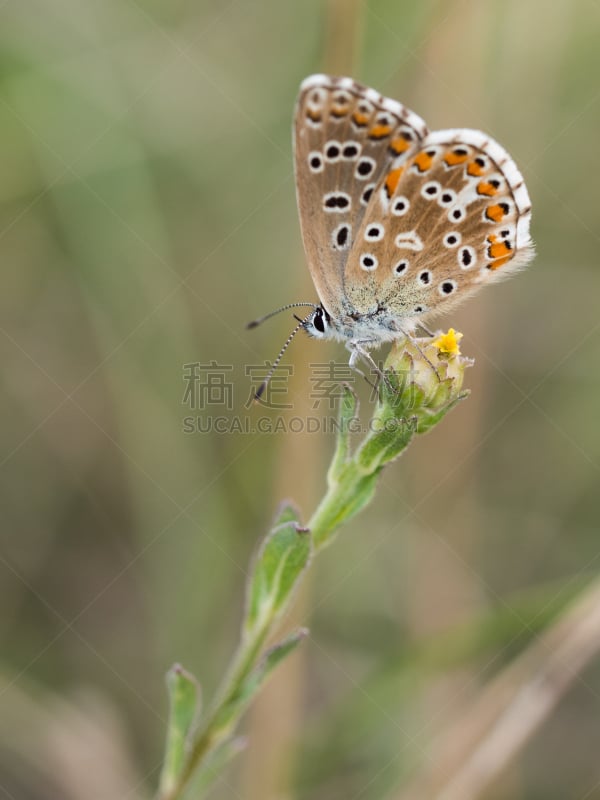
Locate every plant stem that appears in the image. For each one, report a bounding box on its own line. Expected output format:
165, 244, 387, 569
308, 466, 377, 551
160, 473, 366, 800
161, 626, 268, 800
157, 336, 471, 800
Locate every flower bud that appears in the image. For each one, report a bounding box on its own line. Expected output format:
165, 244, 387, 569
378, 328, 472, 435
312, 331, 473, 545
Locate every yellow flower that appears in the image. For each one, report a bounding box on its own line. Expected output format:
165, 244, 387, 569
432, 328, 463, 356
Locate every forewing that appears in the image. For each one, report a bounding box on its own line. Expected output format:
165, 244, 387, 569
293, 75, 427, 318
343, 128, 534, 322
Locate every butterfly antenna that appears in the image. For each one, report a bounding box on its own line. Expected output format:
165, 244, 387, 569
254, 314, 311, 400
247, 302, 317, 329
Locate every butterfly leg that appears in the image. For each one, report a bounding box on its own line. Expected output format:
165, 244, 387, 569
345, 343, 377, 389
347, 341, 394, 393
405, 331, 442, 381
416, 322, 436, 338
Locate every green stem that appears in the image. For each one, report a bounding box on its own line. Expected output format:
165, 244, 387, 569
160, 625, 268, 800
309, 415, 416, 551
160, 431, 415, 799
160, 472, 371, 800
157, 339, 470, 798
309, 464, 379, 551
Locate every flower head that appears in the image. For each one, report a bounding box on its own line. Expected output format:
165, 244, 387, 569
378, 330, 473, 435
308, 330, 473, 548
432, 327, 463, 356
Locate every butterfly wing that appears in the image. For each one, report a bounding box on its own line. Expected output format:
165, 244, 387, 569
293, 75, 428, 319
343, 128, 534, 327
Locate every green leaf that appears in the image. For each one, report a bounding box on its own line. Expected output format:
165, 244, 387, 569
237, 628, 308, 707
212, 629, 308, 738
328, 383, 358, 482
245, 504, 311, 637
158, 664, 201, 796
416, 391, 469, 433
271, 499, 300, 527
355, 416, 416, 473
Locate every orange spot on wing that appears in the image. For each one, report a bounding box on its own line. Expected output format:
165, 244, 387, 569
331, 104, 349, 118
444, 151, 469, 167
390, 136, 410, 155
369, 123, 393, 140
413, 151, 434, 172
467, 160, 485, 177
385, 167, 404, 198
485, 204, 507, 222
488, 241, 513, 259
488, 255, 513, 270
306, 108, 322, 122
352, 111, 369, 127
477, 181, 499, 197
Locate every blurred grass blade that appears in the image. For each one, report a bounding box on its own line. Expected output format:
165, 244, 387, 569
158, 664, 200, 797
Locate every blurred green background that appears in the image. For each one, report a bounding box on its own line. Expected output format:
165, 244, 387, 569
2, 1, 600, 798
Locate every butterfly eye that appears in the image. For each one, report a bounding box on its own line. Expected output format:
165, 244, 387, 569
313, 309, 326, 333
360, 253, 378, 271
439, 280, 457, 295
418, 270, 431, 285
364, 223, 384, 241
392, 197, 410, 216
458, 246, 477, 269
394, 260, 409, 275
443, 232, 461, 248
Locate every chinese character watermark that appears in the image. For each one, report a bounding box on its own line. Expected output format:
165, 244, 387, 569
245, 364, 294, 410
182, 361, 234, 411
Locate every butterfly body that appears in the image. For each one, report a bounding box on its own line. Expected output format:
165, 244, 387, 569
293, 74, 534, 346
303, 303, 409, 345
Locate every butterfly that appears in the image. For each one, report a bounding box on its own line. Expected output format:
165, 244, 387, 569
249, 75, 533, 391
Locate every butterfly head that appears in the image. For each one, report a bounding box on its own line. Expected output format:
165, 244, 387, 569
302, 304, 333, 339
